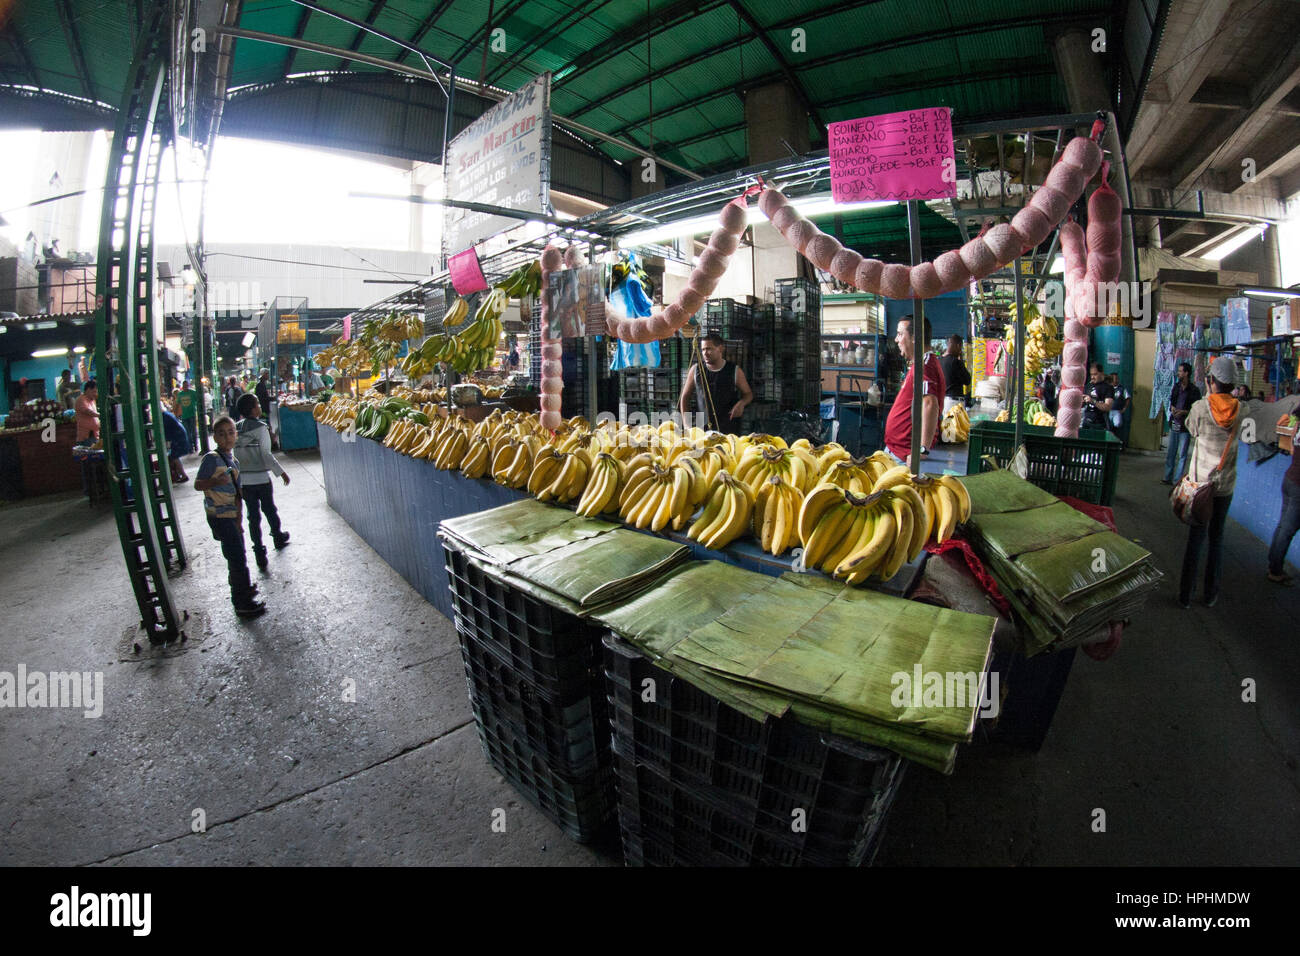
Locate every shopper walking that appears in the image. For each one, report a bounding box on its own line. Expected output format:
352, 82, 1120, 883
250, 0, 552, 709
939, 335, 971, 414
1082, 364, 1114, 431
194, 416, 264, 618
234, 393, 290, 570
1177, 356, 1241, 608
174, 378, 199, 449
1163, 362, 1199, 484
1265, 451, 1300, 585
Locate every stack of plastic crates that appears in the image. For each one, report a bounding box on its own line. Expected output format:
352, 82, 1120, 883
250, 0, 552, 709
700, 299, 753, 341
603, 635, 906, 866
442, 542, 616, 842
773, 279, 823, 412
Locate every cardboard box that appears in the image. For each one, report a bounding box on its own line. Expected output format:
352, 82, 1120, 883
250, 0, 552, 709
1270, 299, 1300, 336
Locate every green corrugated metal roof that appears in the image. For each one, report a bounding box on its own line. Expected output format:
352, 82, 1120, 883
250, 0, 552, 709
2, 0, 1116, 176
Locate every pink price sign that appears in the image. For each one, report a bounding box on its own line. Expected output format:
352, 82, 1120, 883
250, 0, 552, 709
448, 247, 489, 295
342, 314, 351, 341
828, 108, 955, 203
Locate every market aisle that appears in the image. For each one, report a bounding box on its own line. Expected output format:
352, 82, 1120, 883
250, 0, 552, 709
2, 449, 1295, 866
882, 450, 1300, 866
0, 451, 615, 866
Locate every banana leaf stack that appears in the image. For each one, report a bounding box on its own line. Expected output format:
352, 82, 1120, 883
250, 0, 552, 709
589, 561, 999, 774
439, 498, 690, 610
956, 470, 1163, 656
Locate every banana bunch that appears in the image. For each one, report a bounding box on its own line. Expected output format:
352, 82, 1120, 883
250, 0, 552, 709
618, 454, 708, 532
752, 474, 804, 555
687, 472, 755, 550
430, 421, 473, 469
818, 453, 894, 493
996, 399, 1053, 427
382, 418, 433, 456
497, 260, 542, 298
575, 452, 625, 516
908, 473, 972, 545
461, 288, 506, 350
941, 404, 971, 444
733, 444, 819, 496
528, 448, 590, 503
492, 436, 541, 488
460, 435, 493, 479
317, 396, 360, 429
1004, 302, 1062, 378
798, 484, 918, 583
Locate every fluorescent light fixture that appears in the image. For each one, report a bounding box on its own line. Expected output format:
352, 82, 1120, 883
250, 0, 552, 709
1200, 225, 1265, 261
1239, 286, 1300, 299
621, 195, 897, 247
31, 347, 69, 358
73, 345, 86, 353
241, 331, 256, 348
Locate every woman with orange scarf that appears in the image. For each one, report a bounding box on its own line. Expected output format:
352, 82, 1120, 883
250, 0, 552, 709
1178, 356, 1241, 608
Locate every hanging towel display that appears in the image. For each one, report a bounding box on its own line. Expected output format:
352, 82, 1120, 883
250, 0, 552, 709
608, 254, 662, 371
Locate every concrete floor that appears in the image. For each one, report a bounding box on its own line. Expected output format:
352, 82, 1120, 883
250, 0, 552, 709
0, 447, 1296, 866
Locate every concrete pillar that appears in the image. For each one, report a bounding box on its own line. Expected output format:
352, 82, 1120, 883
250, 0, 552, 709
28, 131, 96, 257
744, 82, 811, 166
1052, 29, 1113, 115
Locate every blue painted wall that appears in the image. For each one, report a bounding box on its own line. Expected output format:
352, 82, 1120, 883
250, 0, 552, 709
6, 356, 78, 406
884, 289, 969, 346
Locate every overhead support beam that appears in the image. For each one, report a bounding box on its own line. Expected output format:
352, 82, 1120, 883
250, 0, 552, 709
338, 0, 390, 73
216, 27, 701, 180
443, 0, 532, 70
726, 0, 823, 144
1169, 40, 1300, 193
281, 8, 314, 76
393, 0, 458, 65
56, 0, 97, 102
587, 10, 1083, 130
5, 26, 42, 88
1125, 0, 1235, 175
483, 0, 617, 89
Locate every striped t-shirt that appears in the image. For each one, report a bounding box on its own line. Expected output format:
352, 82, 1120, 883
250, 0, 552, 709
197, 451, 241, 518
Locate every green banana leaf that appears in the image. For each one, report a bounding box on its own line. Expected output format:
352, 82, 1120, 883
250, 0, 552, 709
958, 469, 1059, 514
1014, 531, 1154, 605
972, 501, 1108, 558
439, 498, 617, 563
506, 529, 690, 609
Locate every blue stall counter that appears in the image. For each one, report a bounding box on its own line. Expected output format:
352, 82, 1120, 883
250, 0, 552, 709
1229, 441, 1300, 571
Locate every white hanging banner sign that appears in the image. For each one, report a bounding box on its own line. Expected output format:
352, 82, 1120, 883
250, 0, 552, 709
442, 73, 552, 262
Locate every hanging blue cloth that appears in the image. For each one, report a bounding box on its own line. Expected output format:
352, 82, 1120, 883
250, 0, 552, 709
608, 267, 661, 371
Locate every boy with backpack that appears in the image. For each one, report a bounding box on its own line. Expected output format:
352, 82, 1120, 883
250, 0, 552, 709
194, 416, 264, 619
234, 392, 291, 570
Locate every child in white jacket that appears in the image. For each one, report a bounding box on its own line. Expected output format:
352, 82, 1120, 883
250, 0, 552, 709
235, 392, 291, 570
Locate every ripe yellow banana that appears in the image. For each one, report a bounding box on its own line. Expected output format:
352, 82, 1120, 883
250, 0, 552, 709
839, 509, 895, 583
803, 499, 853, 570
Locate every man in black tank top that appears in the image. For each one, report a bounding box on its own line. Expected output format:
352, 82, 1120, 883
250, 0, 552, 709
678, 333, 754, 433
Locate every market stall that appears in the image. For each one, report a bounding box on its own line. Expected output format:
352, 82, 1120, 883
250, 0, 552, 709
0, 400, 82, 499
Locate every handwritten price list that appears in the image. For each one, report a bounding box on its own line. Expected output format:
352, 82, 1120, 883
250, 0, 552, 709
828, 107, 956, 203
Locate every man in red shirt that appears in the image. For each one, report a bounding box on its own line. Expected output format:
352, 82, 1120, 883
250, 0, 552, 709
883, 314, 945, 467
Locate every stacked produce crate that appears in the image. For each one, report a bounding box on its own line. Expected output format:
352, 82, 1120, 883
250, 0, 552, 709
774, 278, 823, 411
604, 635, 905, 866
529, 303, 616, 420
442, 543, 616, 841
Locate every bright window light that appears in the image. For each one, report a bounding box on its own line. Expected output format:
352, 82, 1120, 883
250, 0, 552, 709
1049, 255, 1064, 274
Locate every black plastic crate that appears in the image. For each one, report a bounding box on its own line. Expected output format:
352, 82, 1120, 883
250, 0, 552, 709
443, 545, 606, 699
460, 629, 610, 775
604, 635, 904, 861
476, 704, 616, 843
613, 747, 897, 867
